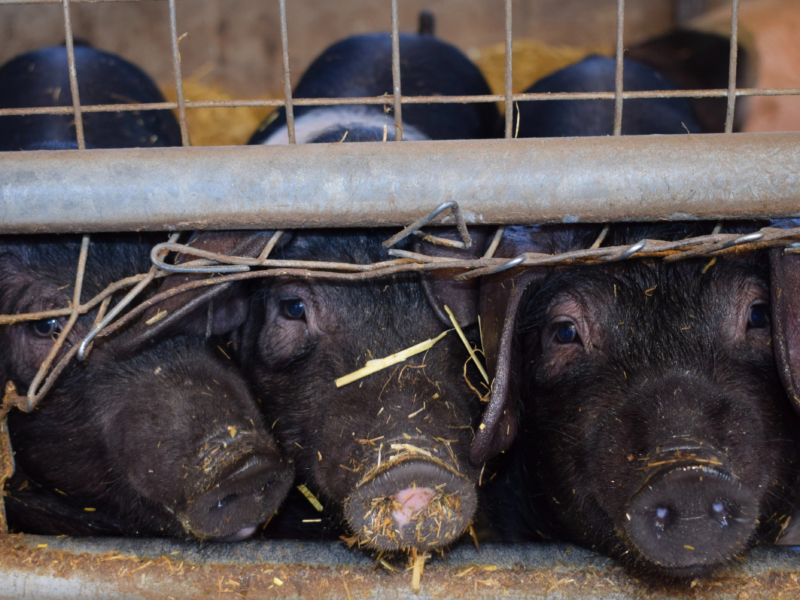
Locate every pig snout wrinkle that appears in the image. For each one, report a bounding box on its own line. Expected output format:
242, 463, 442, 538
626, 450, 757, 571
344, 460, 476, 551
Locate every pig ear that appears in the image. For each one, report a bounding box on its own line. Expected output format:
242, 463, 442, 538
414, 228, 487, 327
470, 267, 545, 465
129, 231, 287, 348
770, 248, 800, 414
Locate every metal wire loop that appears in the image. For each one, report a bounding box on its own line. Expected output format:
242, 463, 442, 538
611, 239, 647, 261
150, 243, 251, 274
719, 231, 765, 250
382, 202, 472, 250
455, 254, 526, 281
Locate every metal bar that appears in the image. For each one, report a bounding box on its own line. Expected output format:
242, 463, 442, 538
61, 0, 85, 149
613, 0, 625, 136
1, 133, 799, 233
168, 0, 190, 146
278, 0, 296, 144
390, 0, 403, 141
725, 0, 740, 133
503, 0, 513, 139
4, 87, 799, 119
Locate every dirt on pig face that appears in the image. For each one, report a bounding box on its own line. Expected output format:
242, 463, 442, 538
236, 231, 485, 550
511, 224, 800, 579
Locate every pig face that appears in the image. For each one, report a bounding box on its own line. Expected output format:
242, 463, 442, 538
0, 234, 155, 387
235, 231, 484, 551
515, 227, 800, 577
8, 337, 293, 540
0, 237, 294, 540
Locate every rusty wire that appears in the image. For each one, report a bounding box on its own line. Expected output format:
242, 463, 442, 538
4, 87, 799, 119
4, 222, 800, 333
0, 219, 799, 419
23, 235, 90, 411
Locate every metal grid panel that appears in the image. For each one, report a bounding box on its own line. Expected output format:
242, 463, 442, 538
0, 0, 797, 129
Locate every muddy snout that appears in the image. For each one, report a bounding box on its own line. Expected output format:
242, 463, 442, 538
179, 434, 294, 542
344, 459, 477, 551
625, 448, 757, 571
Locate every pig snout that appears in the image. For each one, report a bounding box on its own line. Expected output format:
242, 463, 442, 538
343, 448, 477, 551
178, 431, 294, 541
625, 446, 757, 571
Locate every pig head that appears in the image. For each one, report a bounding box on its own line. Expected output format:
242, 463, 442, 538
0, 234, 294, 540
183, 227, 488, 551
8, 337, 293, 540
478, 223, 800, 578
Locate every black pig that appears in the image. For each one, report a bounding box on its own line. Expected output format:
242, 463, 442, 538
0, 46, 293, 539
7, 337, 291, 540
151, 22, 499, 551
0, 44, 181, 150
626, 29, 756, 133
486, 223, 800, 579
473, 53, 800, 578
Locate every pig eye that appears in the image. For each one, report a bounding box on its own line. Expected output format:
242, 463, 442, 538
280, 298, 306, 320
747, 303, 769, 328
32, 318, 62, 338
555, 321, 579, 344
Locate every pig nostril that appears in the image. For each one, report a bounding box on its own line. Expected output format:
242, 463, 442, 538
710, 500, 733, 526
654, 505, 671, 533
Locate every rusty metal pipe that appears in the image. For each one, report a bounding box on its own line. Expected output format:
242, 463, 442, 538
0, 133, 798, 234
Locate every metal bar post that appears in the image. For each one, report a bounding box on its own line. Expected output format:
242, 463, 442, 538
168, 0, 190, 146
390, 0, 403, 141
278, 0, 296, 144
504, 0, 513, 139
61, 0, 86, 149
613, 0, 625, 136
724, 0, 740, 133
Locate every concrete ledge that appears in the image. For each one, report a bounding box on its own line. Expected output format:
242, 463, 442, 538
1, 535, 799, 599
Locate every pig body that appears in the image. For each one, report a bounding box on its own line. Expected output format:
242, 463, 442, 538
0, 45, 181, 151
251, 32, 499, 145
515, 55, 703, 137
220, 28, 498, 551
0, 47, 293, 540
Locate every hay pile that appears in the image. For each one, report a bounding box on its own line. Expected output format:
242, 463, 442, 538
161, 70, 280, 147
468, 39, 612, 100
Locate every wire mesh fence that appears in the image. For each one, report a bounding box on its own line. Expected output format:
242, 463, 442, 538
0, 0, 799, 138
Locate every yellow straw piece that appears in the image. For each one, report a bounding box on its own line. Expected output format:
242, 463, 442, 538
145, 310, 168, 326
390, 443, 433, 458
335, 330, 449, 388
444, 305, 489, 385
296, 484, 323, 512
